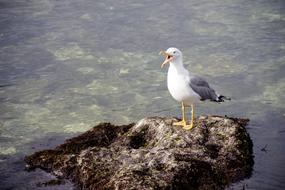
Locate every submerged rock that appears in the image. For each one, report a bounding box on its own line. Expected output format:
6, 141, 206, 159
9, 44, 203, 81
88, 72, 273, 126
25, 116, 253, 190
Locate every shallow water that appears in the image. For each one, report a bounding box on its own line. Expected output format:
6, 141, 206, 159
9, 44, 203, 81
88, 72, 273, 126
0, 0, 284, 189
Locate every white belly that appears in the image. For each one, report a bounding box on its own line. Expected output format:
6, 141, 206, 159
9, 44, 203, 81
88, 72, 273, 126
167, 67, 200, 106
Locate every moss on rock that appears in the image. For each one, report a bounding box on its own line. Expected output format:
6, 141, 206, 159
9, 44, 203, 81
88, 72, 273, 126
25, 116, 253, 189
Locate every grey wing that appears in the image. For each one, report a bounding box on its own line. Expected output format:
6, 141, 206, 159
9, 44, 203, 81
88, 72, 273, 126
189, 76, 218, 101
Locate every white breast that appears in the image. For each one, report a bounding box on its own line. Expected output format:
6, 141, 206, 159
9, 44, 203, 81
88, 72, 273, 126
167, 65, 200, 106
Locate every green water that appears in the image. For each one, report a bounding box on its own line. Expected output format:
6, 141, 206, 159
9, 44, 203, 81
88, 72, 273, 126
0, 0, 284, 189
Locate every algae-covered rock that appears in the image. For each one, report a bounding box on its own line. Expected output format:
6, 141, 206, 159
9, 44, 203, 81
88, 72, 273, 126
25, 116, 253, 190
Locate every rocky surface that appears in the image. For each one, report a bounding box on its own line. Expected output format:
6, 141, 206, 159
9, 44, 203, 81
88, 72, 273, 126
25, 116, 253, 190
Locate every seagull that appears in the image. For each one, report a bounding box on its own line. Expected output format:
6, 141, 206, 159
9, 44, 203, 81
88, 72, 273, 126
159, 47, 230, 130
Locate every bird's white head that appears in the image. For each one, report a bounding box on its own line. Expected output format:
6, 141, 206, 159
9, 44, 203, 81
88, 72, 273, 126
159, 47, 183, 68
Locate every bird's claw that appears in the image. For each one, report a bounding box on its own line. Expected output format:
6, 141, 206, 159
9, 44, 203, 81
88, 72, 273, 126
173, 120, 194, 130
183, 124, 193, 130
173, 120, 186, 126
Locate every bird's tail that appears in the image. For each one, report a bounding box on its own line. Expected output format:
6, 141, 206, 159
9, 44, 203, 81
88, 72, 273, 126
216, 95, 231, 102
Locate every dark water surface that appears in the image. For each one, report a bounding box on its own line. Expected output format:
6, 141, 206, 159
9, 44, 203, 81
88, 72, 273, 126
0, 0, 285, 189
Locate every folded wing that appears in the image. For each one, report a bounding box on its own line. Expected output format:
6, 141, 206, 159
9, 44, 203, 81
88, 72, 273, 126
189, 76, 219, 101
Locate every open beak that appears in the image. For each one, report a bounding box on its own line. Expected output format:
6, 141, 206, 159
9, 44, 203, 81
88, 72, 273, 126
159, 50, 173, 68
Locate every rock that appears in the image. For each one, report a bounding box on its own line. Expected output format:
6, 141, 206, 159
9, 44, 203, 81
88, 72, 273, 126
36, 178, 66, 187
25, 116, 253, 190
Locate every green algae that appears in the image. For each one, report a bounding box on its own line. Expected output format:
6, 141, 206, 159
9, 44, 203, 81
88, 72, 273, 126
77, 67, 95, 74
185, 53, 246, 77
24, 106, 51, 125
88, 104, 102, 113
262, 78, 285, 108
48, 43, 95, 61
87, 80, 119, 95
260, 12, 285, 22
2, 103, 51, 130
63, 123, 92, 133
119, 68, 130, 75
2, 78, 49, 104
184, 19, 229, 37
31, 0, 54, 17
0, 147, 17, 155
250, 11, 285, 22
80, 13, 93, 21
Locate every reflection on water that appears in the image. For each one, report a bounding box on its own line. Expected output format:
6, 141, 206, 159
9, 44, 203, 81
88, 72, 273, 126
0, 0, 285, 189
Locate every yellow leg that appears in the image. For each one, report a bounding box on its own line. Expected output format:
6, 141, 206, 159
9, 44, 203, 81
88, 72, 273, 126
183, 104, 194, 130
173, 102, 186, 126
173, 102, 194, 130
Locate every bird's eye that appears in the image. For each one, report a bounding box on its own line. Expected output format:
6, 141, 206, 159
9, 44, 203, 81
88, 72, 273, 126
173, 51, 176, 54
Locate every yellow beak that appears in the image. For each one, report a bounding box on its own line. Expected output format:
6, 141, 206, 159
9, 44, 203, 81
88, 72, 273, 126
159, 50, 173, 68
